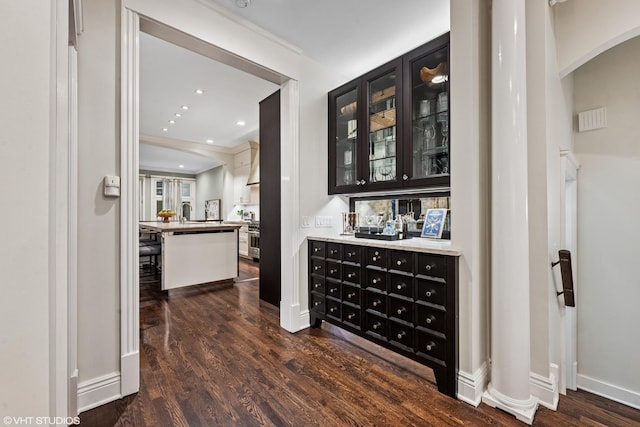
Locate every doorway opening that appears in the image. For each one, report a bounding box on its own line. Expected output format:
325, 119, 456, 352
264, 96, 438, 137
120, 8, 299, 397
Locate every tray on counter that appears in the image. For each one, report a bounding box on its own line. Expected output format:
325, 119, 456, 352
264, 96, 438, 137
354, 232, 412, 241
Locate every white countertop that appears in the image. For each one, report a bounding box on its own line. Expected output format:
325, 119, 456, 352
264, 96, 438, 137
139, 221, 242, 233
307, 234, 462, 256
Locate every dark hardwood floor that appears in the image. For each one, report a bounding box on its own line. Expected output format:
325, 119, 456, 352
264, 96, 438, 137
81, 259, 640, 426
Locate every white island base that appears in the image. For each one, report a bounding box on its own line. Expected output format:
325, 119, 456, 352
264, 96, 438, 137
140, 222, 241, 290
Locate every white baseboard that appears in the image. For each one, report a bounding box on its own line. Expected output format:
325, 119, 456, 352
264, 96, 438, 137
299, 308, 310, 330
530, 365, 559, 410
457, 362, 488, 406
578, 374, 640, 410
77, 372, 121, 413
120, 351, 139, 397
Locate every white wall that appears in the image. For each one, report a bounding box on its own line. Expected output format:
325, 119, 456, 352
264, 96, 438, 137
554, 0, 640, 76
0, 0, 54, 417
196, 165, 225, 220
573, 35, 640, 406
76, 0, 121, 396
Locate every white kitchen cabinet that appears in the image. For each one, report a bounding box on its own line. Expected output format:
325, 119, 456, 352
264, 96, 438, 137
238, 224, 249, 257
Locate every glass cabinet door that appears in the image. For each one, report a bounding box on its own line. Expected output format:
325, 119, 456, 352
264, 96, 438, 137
329, 81, 359, 192
365, 61, 401, 188
405, 39, 449, 186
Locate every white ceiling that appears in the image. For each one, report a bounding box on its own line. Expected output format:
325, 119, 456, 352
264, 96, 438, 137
139, 0, 450, 174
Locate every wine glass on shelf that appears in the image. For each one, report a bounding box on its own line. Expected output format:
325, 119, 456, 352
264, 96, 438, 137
441, 119, 449, 148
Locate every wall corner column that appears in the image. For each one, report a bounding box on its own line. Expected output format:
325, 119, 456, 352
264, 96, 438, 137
481, 0, 538, 424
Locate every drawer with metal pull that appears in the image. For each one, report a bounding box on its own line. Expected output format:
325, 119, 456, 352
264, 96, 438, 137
416, 253, 446, 279
416, 330, 446, 363
366, 269, 387, 293
343, 264, 361, 284
366, 291, 387, 313
326, 298, 341, 319
310, 258, 325, 276
415, 278, 446, 307
343, 284, 361, 305
310, 240, 325, 258
343, 245, 361, 264
342, 305, 361, 327
389, 250, 413, 273
389, 296, 414, 324
416, 305, 446, 334
310, 293, 325, 314
389, 272, 414, 299
326, 280, 342, 299
366, 313, 388, 339
389, 320, 414, 352
326, 261, 341, 280
367, 247, 387, 269
327, 242, 342, 260
310, 276, 325, 294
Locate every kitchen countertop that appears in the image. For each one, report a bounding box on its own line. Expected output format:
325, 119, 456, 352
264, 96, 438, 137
139, 221, 242, 233
307, 234, 462, 256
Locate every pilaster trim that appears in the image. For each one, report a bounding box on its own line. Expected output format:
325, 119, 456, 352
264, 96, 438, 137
77, 373, 121, 413
530, 369, 559, 410
279, 80, 301, 333
457, 362, 489, 406
120, 6, 140, 397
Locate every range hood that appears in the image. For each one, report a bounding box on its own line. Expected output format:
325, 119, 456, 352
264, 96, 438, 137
246, 148, 259, 186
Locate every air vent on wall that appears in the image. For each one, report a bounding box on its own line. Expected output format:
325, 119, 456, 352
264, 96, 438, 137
578, 107, 607, 132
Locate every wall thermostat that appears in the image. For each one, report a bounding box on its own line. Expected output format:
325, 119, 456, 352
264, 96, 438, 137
104, 175, 121, 197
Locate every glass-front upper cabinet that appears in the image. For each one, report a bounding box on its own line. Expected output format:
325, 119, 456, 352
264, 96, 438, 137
364, 59, 402, 190
403, 34, 450, 187
328, 79, 360, 193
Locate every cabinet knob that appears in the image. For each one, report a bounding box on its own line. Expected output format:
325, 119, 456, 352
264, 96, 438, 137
347, 272, 355, 278
396, 283, 405, 290
314, 247, 320, 252
314, 283, 321, 288
425, 264, 432, 271
426, 315, 434, 324
347, 252, 355, 258
397, 331, 406, 340
373, 300, 380, 307
373, 322, 381, 330
397, 306, 406, 315
314, 265, 321, 271
330, 269, 337, 274
347, 313, 356, 320
348, 293, 355, 299
372, 278, 379, 284
372, 256, 377, 262
330, 307, 337, 313
374, 251, 380, 256
397, 259, 405, 266
426, 342, 436, 352
314, 301, 320, 306
360, 179, 367, 185
426, 291, 433, 297
403, 174, 408, 181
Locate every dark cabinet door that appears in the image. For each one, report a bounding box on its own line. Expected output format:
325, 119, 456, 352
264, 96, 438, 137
259, 90, 281, 307
361, 58, 403, 192
328, 79, 362, 194
402, 33, 450, 188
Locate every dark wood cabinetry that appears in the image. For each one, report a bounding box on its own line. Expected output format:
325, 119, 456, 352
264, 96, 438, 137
328, 33, 450, 195
308, 238, 458, 398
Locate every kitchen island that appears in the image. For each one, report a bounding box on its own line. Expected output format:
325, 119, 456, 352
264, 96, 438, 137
139, 221, 242, 290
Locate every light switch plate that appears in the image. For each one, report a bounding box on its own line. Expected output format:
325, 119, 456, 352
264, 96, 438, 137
315, 215, 333, 228
301, 216, 311, 228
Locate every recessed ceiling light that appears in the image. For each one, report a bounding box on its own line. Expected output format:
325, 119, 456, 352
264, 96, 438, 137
162, 128, 168, 132
195, 89, 204, 94
181, 105, 189, 110
169, 120, 175, 124
236, 0, 250, 7
206, 139, 214, 144
236, 121, 246, 126
179, 164, 184, 168
175, 113, 182, 117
